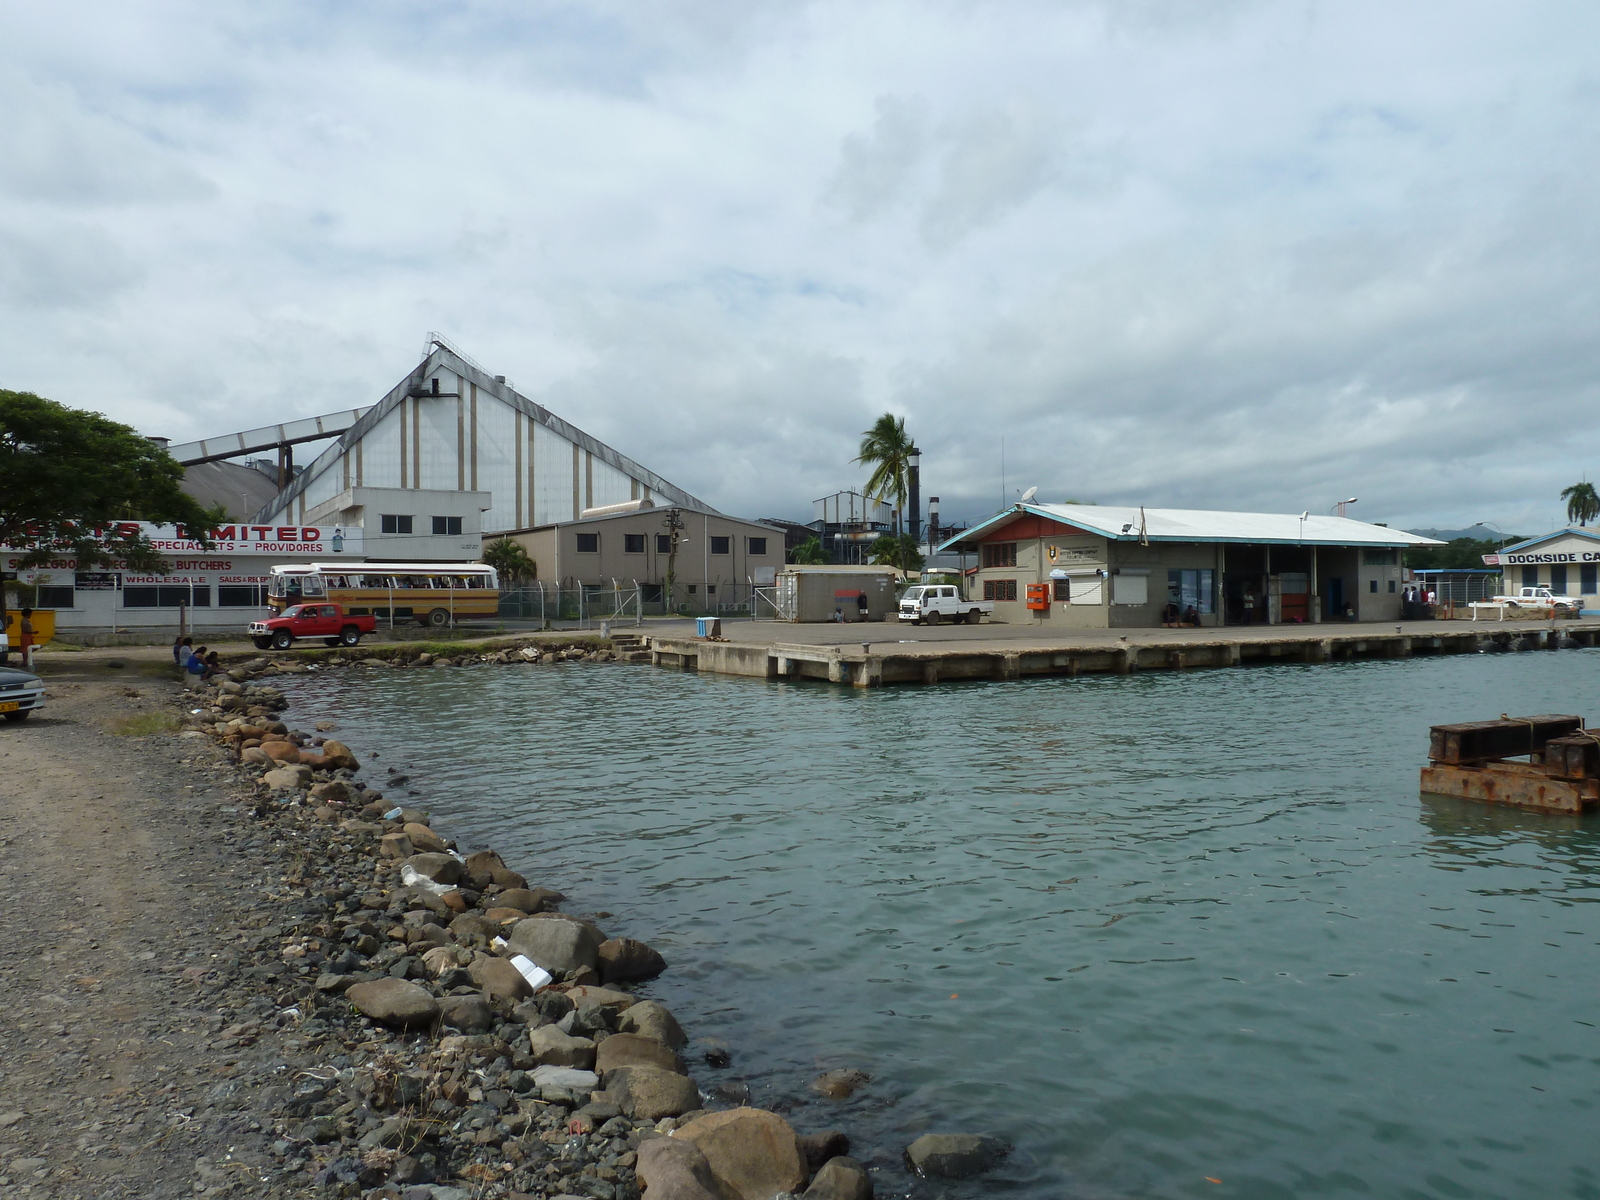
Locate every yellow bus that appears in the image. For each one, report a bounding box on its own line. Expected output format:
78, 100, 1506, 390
267, 563, 499, 627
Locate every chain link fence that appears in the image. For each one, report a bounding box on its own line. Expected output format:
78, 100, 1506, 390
497, 582, 770, 625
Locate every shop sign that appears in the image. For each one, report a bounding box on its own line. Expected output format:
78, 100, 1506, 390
1484, 550, 1600, 566
1, 522, 361, 557
74, 572, 119, 590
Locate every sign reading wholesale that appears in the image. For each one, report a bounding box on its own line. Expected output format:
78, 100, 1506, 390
1, 522, 365, 632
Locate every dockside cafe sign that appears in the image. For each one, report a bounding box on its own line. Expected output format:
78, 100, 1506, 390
1483, 549, 1600, 566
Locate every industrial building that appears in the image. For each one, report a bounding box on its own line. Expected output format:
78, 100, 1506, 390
496, 503, 782, 609
249, 338, 715, 554
942, 502, 1441, 627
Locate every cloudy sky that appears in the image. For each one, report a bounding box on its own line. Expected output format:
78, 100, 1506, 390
3, 1, 1598, 533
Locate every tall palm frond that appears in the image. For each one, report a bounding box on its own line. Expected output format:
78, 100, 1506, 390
853, 413, 914, 523
1561, 481, 1600, 527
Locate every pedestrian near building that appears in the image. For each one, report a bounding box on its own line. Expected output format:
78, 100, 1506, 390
18, 608, 36, 670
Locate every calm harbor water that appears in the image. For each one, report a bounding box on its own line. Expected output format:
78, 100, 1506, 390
283, 650, 1600, 1199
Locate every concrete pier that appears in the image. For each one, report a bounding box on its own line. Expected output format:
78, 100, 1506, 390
637, 619, 1600, 688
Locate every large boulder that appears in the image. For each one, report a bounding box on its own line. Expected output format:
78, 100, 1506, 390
596, 1032, 685, 1078
506, 914, 602, 974
527, 1025, 596, 1069
403, 853, 462, 885
904, 1133, 1009, 1179
618, 1000, 687, 1050
598, 937, 667, 984
812, 1068, 871, 1100
605, 1065, 701, 1120
403, 822, 448, 853
495, 887, 559, 914
438, 994, 494, 1034
674, 1108, 807, 1200
467, 955, 534, 1003
345, 979, 440, 1030
261, 764, 311, 791
379, 832, 415, 860
636, 1136, 730, 1200
320, 739, 359, 769
804, 1156, 872, 1200
563, 984, 635, 1013
261, 740, 300, 762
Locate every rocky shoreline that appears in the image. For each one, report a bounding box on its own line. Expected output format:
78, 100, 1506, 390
162, 644, 1011, 1200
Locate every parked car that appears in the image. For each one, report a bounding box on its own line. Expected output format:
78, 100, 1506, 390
249, 603, 376, 650
1491, 586, 1581, 614
897, 584, 994, 625
0, 665, 45, 722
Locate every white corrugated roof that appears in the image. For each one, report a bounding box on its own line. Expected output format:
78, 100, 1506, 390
943, 504, 1444, 550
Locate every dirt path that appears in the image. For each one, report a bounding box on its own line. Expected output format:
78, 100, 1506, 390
0, 668, 297, 1199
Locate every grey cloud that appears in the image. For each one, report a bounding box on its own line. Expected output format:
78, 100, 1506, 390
824, 95, 929, 222
920, 106, 1060, 248
0, 75, 215, 206
0, 223, 145, 308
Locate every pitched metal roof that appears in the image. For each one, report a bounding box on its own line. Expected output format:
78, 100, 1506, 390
1492, 527, 1600, 555
938, 503, 1445, 551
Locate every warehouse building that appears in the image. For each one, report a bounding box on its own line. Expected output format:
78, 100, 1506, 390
497, 503, 782, 609
941, 503, 1441, 627
255, 339, 716, 549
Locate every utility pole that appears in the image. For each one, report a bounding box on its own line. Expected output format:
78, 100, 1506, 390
908, 447, 921, 545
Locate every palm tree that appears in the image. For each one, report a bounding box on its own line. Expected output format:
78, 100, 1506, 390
854, 413, 914, 534
791, 536, 828, 564
481, 537, 536, 584
1561, 481, 1600, 527
868, 533, 925, 574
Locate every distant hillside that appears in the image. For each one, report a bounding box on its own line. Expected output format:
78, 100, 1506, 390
1408, 524, 1502, 541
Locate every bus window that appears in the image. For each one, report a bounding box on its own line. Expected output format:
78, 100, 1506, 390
302, 576, 326, 597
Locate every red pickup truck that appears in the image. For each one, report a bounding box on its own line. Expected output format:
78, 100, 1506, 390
249, 603, 376, 650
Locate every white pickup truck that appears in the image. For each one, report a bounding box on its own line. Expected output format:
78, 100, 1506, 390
1493, 586, 1580, 612
898, 584, 993, 625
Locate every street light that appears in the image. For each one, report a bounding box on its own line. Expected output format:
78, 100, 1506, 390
1331, 497, 1358, 518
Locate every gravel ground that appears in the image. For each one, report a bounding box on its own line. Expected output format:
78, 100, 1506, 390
0, 667, 305, 1199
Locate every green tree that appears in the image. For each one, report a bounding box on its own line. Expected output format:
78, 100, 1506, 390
1561, 481, 1600, 527
1404, 536, 1524, 572
790, 536, 828, 564
481, 536, 536, 584
1, 389, 219, 661
854, 413, 914, 534
868, 533, 925, 574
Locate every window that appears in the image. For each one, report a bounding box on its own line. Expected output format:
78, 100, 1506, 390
981, 543, 1018, 568
1053, 579, 1070, 601
380, 514, 413, 534
431, 516, 463, 536
748, 537, 768, 556
1369, 579, 1379, 594
1388, 579, 1397, 593
710, 536, 731, 555
624, 534, 646, 554
707, 584, 717, 595
1166, 569, 1215, 615
1551, 565, 1569, 595
1522, 566, 1538, 589
984, 579, 1017, 601
123, 585, 210, 608
576, 533, 600, 553
641, 583, 663, 602
37, 585, 74, 608
219, 585, 268, 607
656, 534, 671, 553
1583, 565, 1597, 595
687, 584, 697, 594
1362, 548, 1398, 566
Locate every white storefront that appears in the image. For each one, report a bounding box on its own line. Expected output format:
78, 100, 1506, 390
3, 522, 365, 636
1483, 527, 1600, 614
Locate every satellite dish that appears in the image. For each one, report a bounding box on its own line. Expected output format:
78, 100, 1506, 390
1020, 486, 1038, 503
